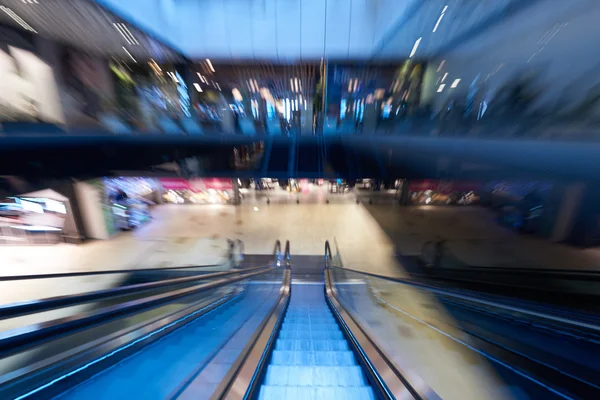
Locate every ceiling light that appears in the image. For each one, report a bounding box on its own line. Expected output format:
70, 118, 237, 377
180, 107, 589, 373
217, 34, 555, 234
122, 46, 137, 63
436, 60, 446, 72
451, 79, 461, 88
206, 59, 215, 72
432, 12, 446, 32
441, 73, 448, 83
119, 23, 139, 45
437, 84, 446, 93
113, 23, 132, 45
194, 83, 203, 92
1, 6, 37, 33
409, 37, 422, 58
232, 88, 243, 102
253, 207, 259, 212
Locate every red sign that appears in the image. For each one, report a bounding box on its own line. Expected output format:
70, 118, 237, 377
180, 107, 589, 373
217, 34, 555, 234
160, 178, 233, 192
200, 178, 233, 191
159, 178, 190, 190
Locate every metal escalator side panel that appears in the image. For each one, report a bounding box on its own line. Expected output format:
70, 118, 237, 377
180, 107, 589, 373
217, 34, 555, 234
324, 269, 428, 400
211, 268, 291, 400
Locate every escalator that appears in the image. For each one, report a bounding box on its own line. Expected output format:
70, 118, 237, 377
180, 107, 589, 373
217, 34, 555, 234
0, 240, 416, 400
258, 283, 376, 399
10, 239, 593, 399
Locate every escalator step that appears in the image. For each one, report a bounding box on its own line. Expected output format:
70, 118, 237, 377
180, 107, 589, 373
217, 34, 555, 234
275, 339, 350, 352
278, 330, 344, 340
258, 386, 377, 400
271, 350, 356, 366
264, 365, 367, 386
281, 323, 341, 332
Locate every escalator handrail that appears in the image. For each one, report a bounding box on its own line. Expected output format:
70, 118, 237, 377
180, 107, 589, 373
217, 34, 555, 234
325, 239, 333, 268
284, 240, 291, 267
0, 266, 279, 358
333, 265, 600, 334
0, 265, 272, 321
324, 268, 433, 400
210, 267, 292, 400
273, 240, 281, 256
0, 262, 225, 282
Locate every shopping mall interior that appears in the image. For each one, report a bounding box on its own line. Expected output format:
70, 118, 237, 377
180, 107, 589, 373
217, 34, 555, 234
2, 1, 600, 399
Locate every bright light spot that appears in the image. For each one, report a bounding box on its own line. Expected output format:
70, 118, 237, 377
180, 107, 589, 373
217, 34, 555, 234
409, 37, 422, 58
432, 12, 446, 32
425, 197, 432, 204
1, 6, 37, 33
206, 58, 215, 72
451, 79, 461, 88
253, 207, 259, 212
122, 46, 137, 63
193, 83, 203, 92
436, 60, 446, 72
441, 73, 448, 83
232, 88, 243, 102
437, 84, 446, 92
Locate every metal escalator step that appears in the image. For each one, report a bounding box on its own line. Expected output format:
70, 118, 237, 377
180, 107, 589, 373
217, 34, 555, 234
283, 318, 337, 325
275, 339, 350, 352
270, 350, 356, 366
258, 385, 377, 400
281, 323, 341, 332
278, 330, 344, 340
263, 365, 367, 386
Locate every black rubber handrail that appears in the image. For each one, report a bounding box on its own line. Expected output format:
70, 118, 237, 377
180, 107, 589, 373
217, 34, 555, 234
0, 265, 271, 320
0, 266, 278, 357
325, 240, 333, 269
284, 240, 291, 266
324, 267, 437, 400
0, 263, 223, 282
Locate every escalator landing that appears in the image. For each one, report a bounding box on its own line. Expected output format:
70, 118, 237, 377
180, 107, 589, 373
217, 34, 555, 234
289, 256, 326, 283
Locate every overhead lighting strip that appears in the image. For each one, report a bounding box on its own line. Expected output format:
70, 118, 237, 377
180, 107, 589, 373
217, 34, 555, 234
409, 37, 422, 58
122, 46, 137, 63
119, 23, 139, 45
1, 6, 37, 33
432, 5, 448, 33
113, 23, 132, 45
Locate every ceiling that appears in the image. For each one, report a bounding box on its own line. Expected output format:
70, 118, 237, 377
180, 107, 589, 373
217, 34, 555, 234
0, 0, 182, 62
94, 0, 580, 62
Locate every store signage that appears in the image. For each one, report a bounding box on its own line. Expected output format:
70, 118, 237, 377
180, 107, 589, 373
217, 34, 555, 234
159, 178, 233, 192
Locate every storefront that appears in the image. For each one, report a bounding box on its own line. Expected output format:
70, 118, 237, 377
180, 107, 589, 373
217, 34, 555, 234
0, 189, 76, 245
74, 177, 156, 239
159, 178, 234, 205
409, 180, 481, 205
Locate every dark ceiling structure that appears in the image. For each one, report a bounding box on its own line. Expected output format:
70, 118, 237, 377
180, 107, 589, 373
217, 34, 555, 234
1, 136, 599, 186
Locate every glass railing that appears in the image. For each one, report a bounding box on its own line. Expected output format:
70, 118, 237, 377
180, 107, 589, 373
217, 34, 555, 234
0, 261, 265, 334
330, 265, 600, 399
0, 266, 285, 399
